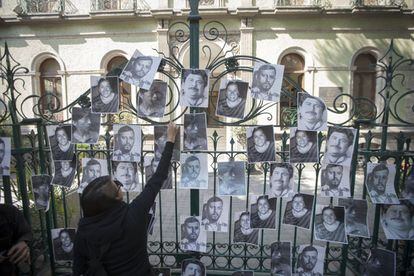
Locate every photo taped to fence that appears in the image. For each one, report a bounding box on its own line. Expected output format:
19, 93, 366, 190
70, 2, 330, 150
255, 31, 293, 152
144, 156, 172, 190
90, 76, 119, 114
289, 128, 319, 164
180, 216, 207, 253
282, 193, 314, 230
320, 164, 351, 198
268, 163, 294, 198
51, 228, 76, 262
112, 161, 140, 193
180, 153, 208, 189
71, 107, 100, 144
137, 80, 167, 118
0, 136, 11, 176
251, 62, 284, 102
216, 79, 248, 119
246, 125, 276, 163
366, 163, 400, 204
201, 194, 230, 232
183, 113, 208, 151
380, 200, 414, 240
112, 124, 141, 162
250, 195, 276, 229
297, 92, 327, 131
154, 125, 180, 162
31, 175, 52, 211
217, 161, 246, 196
322, 126, 357, 167
180, 68, 210, 108
296, 244, 325, 276
314, 204, 348, 244
233, 211, 259, 245
46, 125, 75, 161
52, 156, 76, 188
78, 158, 109, 194
338, 198, 370, 238
181, 258, 206, 276
362, 248, 396, 276
271, 241, 292, 276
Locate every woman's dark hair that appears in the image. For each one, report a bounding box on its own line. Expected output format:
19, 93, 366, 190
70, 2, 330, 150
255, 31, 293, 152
251, 126, 273, 142
54, 126, 69, 138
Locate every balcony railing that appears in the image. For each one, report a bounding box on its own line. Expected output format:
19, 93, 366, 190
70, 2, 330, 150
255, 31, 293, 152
90, 0, 150, 11
351, 0, 406, 6
16, 0, 77, 14
276, 0, 324, 6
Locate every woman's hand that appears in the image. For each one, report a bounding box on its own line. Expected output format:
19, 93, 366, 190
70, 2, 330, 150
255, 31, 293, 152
167, 122, 179, 143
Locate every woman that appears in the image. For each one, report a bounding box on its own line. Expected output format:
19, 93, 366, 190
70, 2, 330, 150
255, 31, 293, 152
289, 129, 318, 163
51, 126, 74, 161
247, 126, 276, 163
91, 77, 119, 113
314, 206, 346, 243
216, 81, 246, 119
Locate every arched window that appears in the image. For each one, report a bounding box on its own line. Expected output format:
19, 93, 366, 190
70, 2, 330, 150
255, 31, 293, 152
106, 56, 131, 109
39, 58, 63, 121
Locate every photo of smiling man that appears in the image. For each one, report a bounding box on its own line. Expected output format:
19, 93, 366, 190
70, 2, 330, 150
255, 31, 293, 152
180, 69, 210, 108
323, 126, 357, 167
251, 63, 284, 102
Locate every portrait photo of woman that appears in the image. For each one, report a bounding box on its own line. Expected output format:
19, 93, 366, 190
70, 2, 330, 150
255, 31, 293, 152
91, 76, 119, 114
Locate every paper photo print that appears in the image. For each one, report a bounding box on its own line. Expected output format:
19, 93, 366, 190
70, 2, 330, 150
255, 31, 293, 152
320, 164, 351, 198
78, 158, 109, 193
251, 63, 284, 102
51, 228, 76, 262
283, 193, 314, 230
90, 76, 119, 114
361, 248, 396, 276
181, 259, 206, 276
338, 198, 369, 238
233, 211, 259, 245
152, 268, 171, 276
31, 175, 52, 211
289, 128, 319, 163
180, 153, 208, 189
52, 158, 76, 188
201, 194, 230, 232
268, 163, 294, 198
71, 107, 100, 144
137, 80, 167, 118
154, 125, 180, 162
0, 137, 11, 176
246, 126, 276, 163
380, 200, 414, 240
270, 241, 291, 276
296, 245, 325, 276
401, 164, 414, 199
297, 92, 327, 131
112, 124, 141, 162
112, 161, 140, 192
216, 80, 248, 119
46, 125, 75, 161
217, 161, 246, 196
119, 50, 161, 90
323, 126, 357, 167
250, 195, 276, 229
183, 113, 208, 151
180, 216, 207, 253
366, 163, 400, 204
180, 69, 210, 108
145, 156, 172, 190
314, 204, 347, 244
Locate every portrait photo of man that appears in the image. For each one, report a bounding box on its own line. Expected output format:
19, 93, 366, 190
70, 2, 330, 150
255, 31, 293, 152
246, 125, 276, 163
217, 161, 246, 196
46, 125, 74, 161
283, 193, 313, 229
180, 216, 207, 253
216, 80, 248, 119
0, 137, 11, 176
380, 200, 414, 240
361, 248, 396, 276
90, 76, 119, 114
71, 107, 100, 144
201, 195, 229, 232
51, 228, 76, 262
338, 198, 369, 238
251, 63, 284, 102
320, 164, 351, 198
268, 163, 294, 198
183, 113, 208, 151
250, 195, 276, 229
112, 161, 140, 192
137, 81, 167, 118
181, 259, 206, 276
297, 92, 327, 131
180, 69, 210, 108
119, 50, 161, 90
401, 164, 414, 199
323, 126, 356, 167
366, 163, 399, 204
52, 158, 76, 188
270, 241, 291, 276
78, 158, 109, 193
314, 205, 347, 244
289, 128, 319, 164
31, 175, 52, 211
233, 211, 259, 245
145, 156, 172, 190
180, 153, 208, 189
112, 124, 141, 162
154, 125, 180, 162
296, 245, 325, 276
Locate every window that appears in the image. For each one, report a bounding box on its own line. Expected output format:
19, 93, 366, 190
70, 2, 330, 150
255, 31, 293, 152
39, 58, 63, 121
106, 56, 131, 109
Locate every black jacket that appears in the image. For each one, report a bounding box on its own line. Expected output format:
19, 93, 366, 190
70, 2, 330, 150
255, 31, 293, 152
73, 142, 174, 276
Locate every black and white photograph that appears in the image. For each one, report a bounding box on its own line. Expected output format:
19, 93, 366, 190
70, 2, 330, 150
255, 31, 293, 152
322, 126, 357, 167
233, 211, 259, 245
31, 175, 52, 211
268, 163, 294, 198
137, 81, 167, 118
181, 259, 206, 276
217, 161, 246, 196
180, 216, 207, 253
145, 156, 172, 190
90, 76, 119, 114
338, 198, 369, 238
216, 80, 248, 119
0, 137, 11, 176
180, 153, 208, 189
152, 268, 171, 276
366, 163, 400, 204
250, 195, 276, 229
251, 63, 284, 102
71, 107, 100, 144
52, 158, 76, 188
401, 164, 414, 199
147, 203, 157, 235
51, 228, 76, 262
183, 113, 208, 151
314, 205, 347, 244
246, 125, 276, 163
297, 92, 327, 131
320, 164, 351, 198
232, 271, 254, 276
201, 194, 229, 232
270, 241, 291, 276
154, 125, 180, 162
180, 69, 210, 108
112, 124, 141, 162
112, 161, 140, 192
289, 128, 319, 163
78, 158, 109, 193
119, 50, 161, 90
296, 245, 325, 276
380, 200, 414, 240
283, 193, 314, 229
361, 248, 396, 276
46, 125, 75, 161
